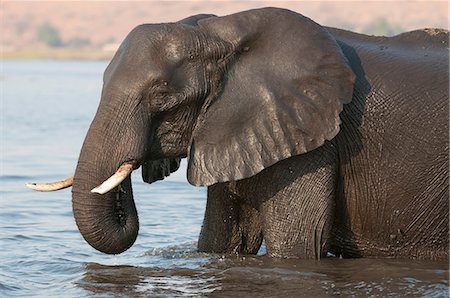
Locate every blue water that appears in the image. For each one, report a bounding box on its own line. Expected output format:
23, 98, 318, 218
1, 60, 448, 297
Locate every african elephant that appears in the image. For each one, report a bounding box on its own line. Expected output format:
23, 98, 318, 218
28, 8, 449, 259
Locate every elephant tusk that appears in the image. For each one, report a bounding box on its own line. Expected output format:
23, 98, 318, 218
91, 162, 135, 195
26, 176, 74, 192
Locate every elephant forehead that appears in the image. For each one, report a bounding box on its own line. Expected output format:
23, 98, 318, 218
162, 29, 194, 55
122, 24, 180, 61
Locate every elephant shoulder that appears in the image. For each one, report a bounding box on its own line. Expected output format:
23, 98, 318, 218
326, 27, 385, 44
328, 26, 448, 78
391, 29, 449, 49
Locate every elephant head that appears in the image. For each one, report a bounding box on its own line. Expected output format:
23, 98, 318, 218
29, 8, 355, 254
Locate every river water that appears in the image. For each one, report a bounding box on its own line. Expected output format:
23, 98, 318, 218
1, 60, 448, 297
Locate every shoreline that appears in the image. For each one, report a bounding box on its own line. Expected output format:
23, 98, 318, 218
1, 49, 115, 60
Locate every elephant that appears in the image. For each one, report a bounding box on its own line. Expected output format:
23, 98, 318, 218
27, 8, 449, 260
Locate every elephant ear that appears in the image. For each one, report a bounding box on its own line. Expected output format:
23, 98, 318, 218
178, 14, 216, 26
141, 158, 181, 184
187, 8, 355, 186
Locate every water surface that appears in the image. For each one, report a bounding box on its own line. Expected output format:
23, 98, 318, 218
1, 60, 448, 297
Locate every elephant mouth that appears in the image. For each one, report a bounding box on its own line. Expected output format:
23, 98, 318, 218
26, 160, 140, 194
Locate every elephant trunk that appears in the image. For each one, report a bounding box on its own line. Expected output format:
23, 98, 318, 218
71, 93, 147, 254
72, 168, 138, 254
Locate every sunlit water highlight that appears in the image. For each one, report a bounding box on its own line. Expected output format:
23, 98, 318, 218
1, 60, 448, 297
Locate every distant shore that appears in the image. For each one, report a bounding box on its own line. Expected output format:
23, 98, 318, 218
1, 49, 115, 60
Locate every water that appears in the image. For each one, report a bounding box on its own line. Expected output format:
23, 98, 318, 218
1, 60, 448, 297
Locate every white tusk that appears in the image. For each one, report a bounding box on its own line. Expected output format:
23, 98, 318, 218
26, 176, 74, 192
91, 162, 135, 195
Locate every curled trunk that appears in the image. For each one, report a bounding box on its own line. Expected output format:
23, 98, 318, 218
71, 111, 142, 254
72, 164, 139, 254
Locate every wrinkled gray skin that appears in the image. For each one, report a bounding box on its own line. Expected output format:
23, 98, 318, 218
71, 8, 449, 259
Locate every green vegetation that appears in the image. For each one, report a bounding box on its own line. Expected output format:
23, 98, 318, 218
3, 16, 404, 60
363, 18, 403, 37
36, 22, 63, 47
66, 37, 92, 48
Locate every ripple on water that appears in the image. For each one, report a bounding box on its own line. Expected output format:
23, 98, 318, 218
77, 263, 219, 297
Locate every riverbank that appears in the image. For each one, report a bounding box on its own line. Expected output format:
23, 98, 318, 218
1, 49, 114, 60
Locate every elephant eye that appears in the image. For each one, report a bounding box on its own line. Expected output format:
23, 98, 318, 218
149, 79, 170, 92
